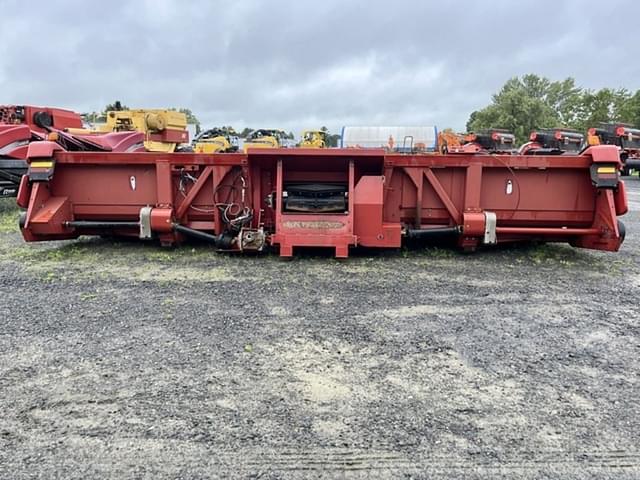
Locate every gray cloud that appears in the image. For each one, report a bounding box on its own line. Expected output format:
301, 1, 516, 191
1, 0, 638, 134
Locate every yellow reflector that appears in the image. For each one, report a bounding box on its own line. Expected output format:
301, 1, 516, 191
31, 161, 54, 168
597, 167, 616, 174
47, 132, 59, 141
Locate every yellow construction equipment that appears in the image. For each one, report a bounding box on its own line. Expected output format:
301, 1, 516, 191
243, 129, 292, 152
299, 130, 327, 148
192, 127, 239, 153
68, 109, 189, 153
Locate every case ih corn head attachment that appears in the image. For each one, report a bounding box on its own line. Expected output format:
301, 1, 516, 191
17, 142, 627, 257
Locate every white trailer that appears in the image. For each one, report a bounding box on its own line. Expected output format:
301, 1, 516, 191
339, 126, 438, 152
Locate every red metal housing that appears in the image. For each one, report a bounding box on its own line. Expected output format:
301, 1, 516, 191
17, 145, 627, 257
0, 105, 82, 134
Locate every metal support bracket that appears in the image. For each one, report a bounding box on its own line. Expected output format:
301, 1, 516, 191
483, 211, 497, 244
139, 206, 153, 239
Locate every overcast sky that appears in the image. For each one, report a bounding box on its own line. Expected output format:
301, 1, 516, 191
1, 0, 638, 134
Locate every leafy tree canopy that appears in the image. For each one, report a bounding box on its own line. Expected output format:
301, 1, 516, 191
467, 74, 640, 142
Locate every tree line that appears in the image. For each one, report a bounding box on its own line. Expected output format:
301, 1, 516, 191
467, 74, 640, 143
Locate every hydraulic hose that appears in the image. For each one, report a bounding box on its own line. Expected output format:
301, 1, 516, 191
65, 221, 139, 229
173, 223, 235, 249
405, 226, 461, 239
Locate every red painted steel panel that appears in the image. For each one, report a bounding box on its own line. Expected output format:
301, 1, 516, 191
17, 146, 627, 256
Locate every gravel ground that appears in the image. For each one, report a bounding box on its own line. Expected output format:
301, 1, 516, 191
0, 179, 639, 479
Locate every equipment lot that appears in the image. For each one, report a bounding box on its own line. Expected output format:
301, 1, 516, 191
0, 181, 639, 479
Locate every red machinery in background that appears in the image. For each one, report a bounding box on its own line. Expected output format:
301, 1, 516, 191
0, 105, 83, 196
0, 105, 152, 196
0, 105, 82, 135
453, 130, 517, 154
519, 129, 584, 155
588, 123, 640, 176
17, 140, 627, 257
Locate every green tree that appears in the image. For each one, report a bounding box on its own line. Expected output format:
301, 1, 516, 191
576, 88, 632, 131
104, 100, 128, 112
239, 127, 254, 138
619, 90, 640, 126
467, 74, 640, 142
467, 75, 578, 142
325, 133, 341, 147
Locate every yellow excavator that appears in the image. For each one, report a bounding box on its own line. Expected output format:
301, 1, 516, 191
299, 130, 327, 148
192, 127, 239, 153
68, 109, 189, 153
243, 129, 293, 152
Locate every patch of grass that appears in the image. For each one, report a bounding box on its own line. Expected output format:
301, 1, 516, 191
0, 199, 21, 233
527, 244, 581, 265
419, 246, 457, 259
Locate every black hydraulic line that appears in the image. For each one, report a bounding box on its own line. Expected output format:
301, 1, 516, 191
65, 221, 139, 229
173, 223, 234, 248
405, 226, 461, 239
0, 169, 23, 183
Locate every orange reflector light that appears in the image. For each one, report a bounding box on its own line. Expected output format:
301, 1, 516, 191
597, 167, 617, 174
47, 132, 59, 141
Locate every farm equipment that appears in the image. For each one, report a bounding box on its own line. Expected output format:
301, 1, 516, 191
462, 130, 517, 154
437, 130, 465, 154
0, 105, 83, 135
243, 129, 294, 151
0, 124, 31, 196
519, 129, 584, 155
17, 142, 627, 257
0, 105, 83, 196
192, 127, 239, 153
587, 123, 640, 176
299, 130, 327, 148
69, 109, 189, 153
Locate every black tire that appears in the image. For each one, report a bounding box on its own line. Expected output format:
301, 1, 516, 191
621, 165, 630, 176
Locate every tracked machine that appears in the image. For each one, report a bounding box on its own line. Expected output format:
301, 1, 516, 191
16, 127, 627, 257
243, 129, 295, 151
192, 127, 239, 153
299, 130, 327, 148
